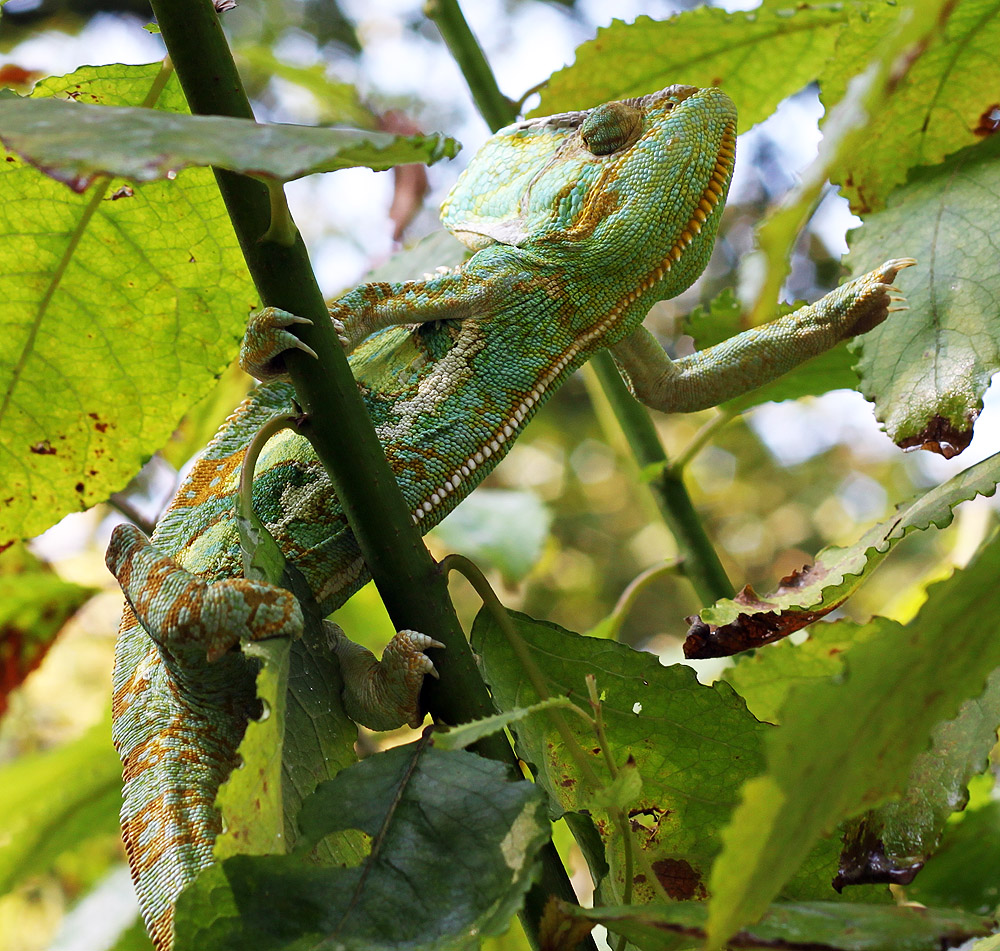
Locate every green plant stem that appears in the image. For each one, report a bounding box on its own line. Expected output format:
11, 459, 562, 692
427, 0, 733, 609
589, 352, 733, 603
672, 408, 735, 474
237, 412, 297, 525
597, 560, 680, 641
149, 1, 582, 944
441, 555, 604, 788
424, 0, 516, 133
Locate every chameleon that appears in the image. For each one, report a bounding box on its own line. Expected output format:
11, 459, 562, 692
106, 83, 914, 949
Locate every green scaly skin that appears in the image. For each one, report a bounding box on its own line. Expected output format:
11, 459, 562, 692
106, 85, 913, 949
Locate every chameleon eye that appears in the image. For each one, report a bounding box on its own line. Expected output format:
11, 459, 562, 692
580, 101, 643, 156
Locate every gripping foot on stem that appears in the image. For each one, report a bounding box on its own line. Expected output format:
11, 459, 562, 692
324, 620, 443, 730
240, 307, 319, 381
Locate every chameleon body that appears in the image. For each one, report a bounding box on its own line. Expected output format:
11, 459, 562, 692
107, 84, 913, 949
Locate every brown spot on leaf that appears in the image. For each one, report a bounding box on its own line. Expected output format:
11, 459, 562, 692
74, 482, 85, 493
898, 415, 974, 458
974, 104, 1000, 136
652, 858, 706, 900
110, 185, 134, 200
684, 571, 834, 658
29, 440, 56, 455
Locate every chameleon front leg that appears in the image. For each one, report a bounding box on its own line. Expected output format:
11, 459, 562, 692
241, 261, 504, 379
612, 258, 915, 414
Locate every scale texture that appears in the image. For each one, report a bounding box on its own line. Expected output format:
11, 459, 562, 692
107, 85, 912, 949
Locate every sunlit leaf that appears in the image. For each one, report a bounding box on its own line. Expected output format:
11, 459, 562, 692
537, 2, 849, 129
561, 900, 995, 951
848, 135, 1000, 457
824, 0, 1000, 213
685, 450, 1000, 657
0, 94, 459, 191
0, 64, 253, 545
706, 533, 1000, 948
836, 668, 1000, 890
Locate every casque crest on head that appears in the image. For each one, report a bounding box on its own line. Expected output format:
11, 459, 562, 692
440, 85, 737, 268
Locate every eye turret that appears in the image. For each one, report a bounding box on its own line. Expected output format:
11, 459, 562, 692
580, 101, 643, 155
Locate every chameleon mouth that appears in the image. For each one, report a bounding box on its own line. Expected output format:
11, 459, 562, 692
657, 118, 736, 278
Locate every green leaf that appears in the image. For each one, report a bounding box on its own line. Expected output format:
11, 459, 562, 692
213, 638, 292, 860
173, 742, 548, 951
536, 2, 849, 129
432, 696, 578, 751
0, 717, 121, 894
705, 532, 1000, 948
836, 667, 1000, 889
0, 64, 253, 545
847, 134, 1000, 457
724, 619, 880, 724
565, 900, 995, 951
280, 629, 365, 866
472, 609, 768, 904
906, 798, 1000, 914
237, 47, 377, 128
686, 290, 860, 412
686, 449, 1000, 657
0, 95, 459, 191
729, 625, 1000, 890
0, 543, 95, 714
431, 488, 552, 585
824, 0, 1000, 213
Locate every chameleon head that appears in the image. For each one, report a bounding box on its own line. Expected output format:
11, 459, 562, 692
441, 85, 737, 319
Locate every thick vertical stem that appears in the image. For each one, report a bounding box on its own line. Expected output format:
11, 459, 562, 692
149, 2, 582, 945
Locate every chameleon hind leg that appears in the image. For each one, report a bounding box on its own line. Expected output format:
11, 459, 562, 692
106, 522, 304, 663
325, 621, 443, 731
612, 258, 916, 413
238, 309, 446, 730
108, 522, 304, 951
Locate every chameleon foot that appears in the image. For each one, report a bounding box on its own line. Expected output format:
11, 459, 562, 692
834, 257, 917, 337
324, 621, 444, 730
240, 307, 318, 381
107, 523, 303, 662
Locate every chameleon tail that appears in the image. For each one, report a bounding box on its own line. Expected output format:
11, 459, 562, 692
108, 523, 301, 949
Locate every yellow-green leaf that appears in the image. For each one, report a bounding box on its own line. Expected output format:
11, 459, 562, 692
0, 64, 253, 545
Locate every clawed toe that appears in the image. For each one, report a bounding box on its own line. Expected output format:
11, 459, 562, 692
241, 307, 319, 380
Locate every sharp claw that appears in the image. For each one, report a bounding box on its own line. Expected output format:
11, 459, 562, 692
294, 339, 320, 360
